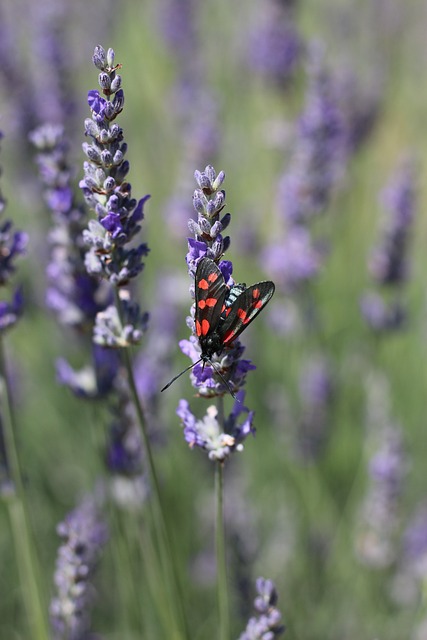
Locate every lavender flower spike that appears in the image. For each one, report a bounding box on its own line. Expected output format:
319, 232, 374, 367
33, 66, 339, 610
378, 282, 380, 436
81, 46, 150, 288
50, 495, 108, 640
179, 165, 256, 397
29, 123, 110, 330
277, 45, 345, 225
80, 45, 150, 347
355, 425, 406, 568
238, 577, 285, 639
0, 131, 27, 331
369, 156, 417, 287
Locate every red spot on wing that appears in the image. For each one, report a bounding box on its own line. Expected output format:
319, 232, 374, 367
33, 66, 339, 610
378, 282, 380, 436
197, 299, 218, 310
207, 272, 218, 283
222, 328, 236, 343
201, 319, 210, 335
252, 288, 260, 299
254, 300, 263, 309
237, 308, 247, 321
196, 320, 202, 336
198, 278, 209, 289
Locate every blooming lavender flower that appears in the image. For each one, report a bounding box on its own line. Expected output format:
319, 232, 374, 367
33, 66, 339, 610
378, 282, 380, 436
156, 0, 198, 61
177, 391, 254, 462
238, 577, 285, 639
247, 0, 301, 87
360, 292, 406, 333
0, 132, 27, 332
361, 157, 417, 333
50, 495, 108, 640
177, 165, 258, 397
335, 68, 382, 154
81, 47, 149, 285
29, 0, 76, 126
277, 46, 345, 225
80, 46, 150, 348
355, 425, 406, 568
369, 157, 417, 287
30, 123, 111, 330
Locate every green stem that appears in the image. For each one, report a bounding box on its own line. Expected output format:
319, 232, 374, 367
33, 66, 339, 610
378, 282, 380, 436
0, 337, 49, 640
215, 462, 230, 640
215, 396, 230, 640
114, 289, 189, 640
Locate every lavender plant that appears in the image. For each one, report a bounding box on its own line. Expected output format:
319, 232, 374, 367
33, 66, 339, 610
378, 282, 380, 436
263, 45, 346, 305
173, 165, 279, 638
361, 156, 417, 333
29, 124, 111, 330
355, 425, 406, 568
79, 45, 188, 639
247, 0, 301, 88
50, 495, 108, 640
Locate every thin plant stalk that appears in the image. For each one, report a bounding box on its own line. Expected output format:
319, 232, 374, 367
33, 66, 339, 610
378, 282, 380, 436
114, 290, 189, 640
0, 337, 49, 640
215, 395, 230, 640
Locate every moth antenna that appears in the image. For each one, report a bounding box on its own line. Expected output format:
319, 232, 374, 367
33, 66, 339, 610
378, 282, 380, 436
161, 357, 203, 392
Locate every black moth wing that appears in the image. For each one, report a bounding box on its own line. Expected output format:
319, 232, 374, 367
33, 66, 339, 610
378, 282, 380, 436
218, 281, 275, 346
194, 258, 228, 339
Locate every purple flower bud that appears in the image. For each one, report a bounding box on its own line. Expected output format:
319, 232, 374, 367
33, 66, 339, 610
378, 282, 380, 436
98, 72, 111, 91
239, 577, 285, 639
92, 45, 107, 70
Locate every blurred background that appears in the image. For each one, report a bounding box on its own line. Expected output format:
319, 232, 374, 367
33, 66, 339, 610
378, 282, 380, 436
1, 0, 427, 638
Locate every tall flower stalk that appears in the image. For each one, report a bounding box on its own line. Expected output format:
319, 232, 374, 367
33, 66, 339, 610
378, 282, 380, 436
361, 156, 417, 333
0, 132, 49, 638
176, 165, 276, 638
79, 45, 188, 639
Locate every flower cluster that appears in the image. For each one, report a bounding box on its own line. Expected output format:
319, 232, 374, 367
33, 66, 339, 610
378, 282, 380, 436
355, 426, 406, 568
238, 577, 285, 639
247, 0, 301, 88
0, 132, 27, 332
277, 47, 345, 226
361, 157, 417, 333
80, 45, 150, 347
177, 391, 254, 462
30, 123, 122, 399
30, 123, 110, 330
50, 495, 108, 640
179, 165, 255, 397
263, 47, 345, 295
